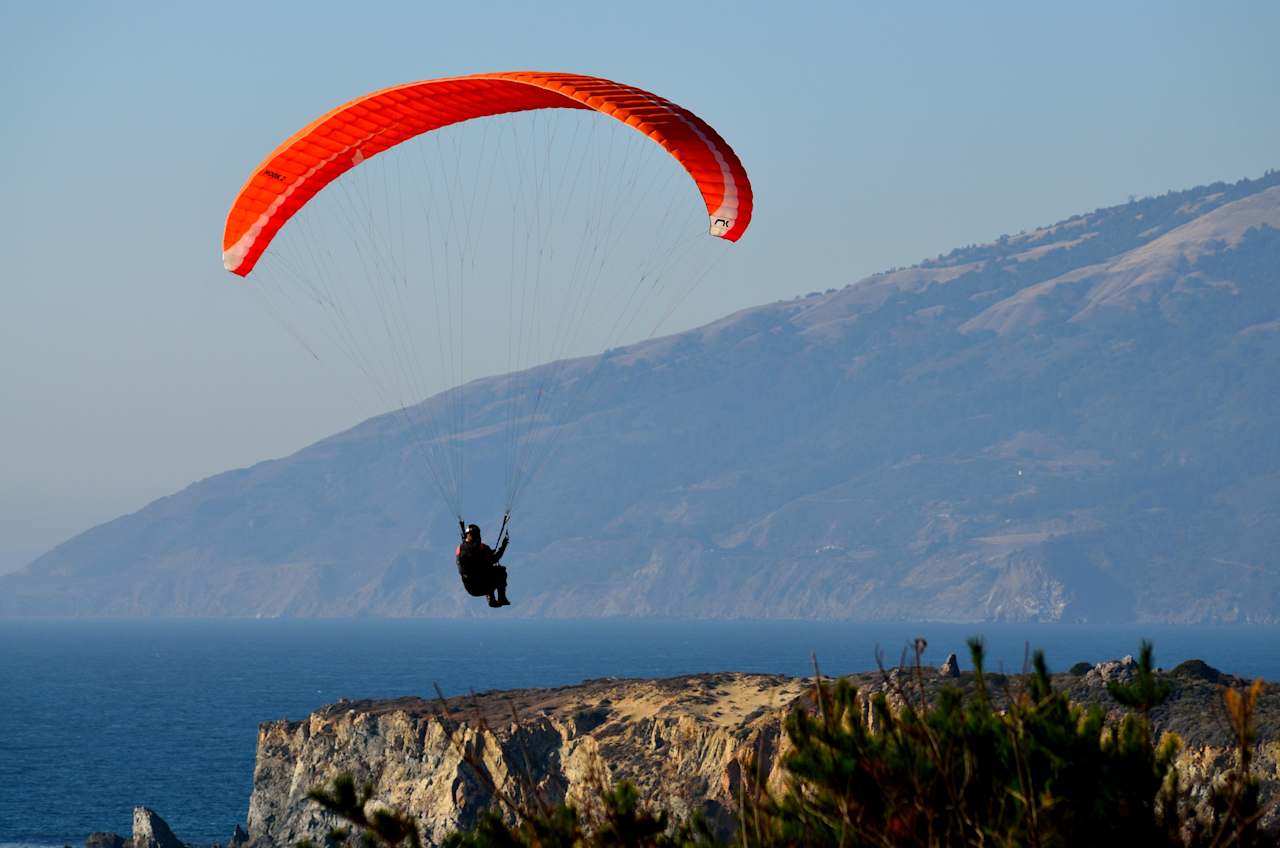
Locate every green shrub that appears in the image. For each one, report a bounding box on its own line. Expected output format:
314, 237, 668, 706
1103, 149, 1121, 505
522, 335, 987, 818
740, 639, 1184, 846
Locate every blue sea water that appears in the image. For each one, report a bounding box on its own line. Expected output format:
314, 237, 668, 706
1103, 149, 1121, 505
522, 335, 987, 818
1, 618, 1277, 847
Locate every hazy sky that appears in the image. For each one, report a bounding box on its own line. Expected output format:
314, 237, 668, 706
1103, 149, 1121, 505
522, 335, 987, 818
2, 1, 1277, 574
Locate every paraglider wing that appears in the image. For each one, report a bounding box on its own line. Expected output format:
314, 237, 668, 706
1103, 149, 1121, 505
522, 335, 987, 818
222, 71, 753, 277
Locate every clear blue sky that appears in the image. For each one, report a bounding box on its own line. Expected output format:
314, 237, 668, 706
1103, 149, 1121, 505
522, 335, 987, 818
1, 1, 1277, 573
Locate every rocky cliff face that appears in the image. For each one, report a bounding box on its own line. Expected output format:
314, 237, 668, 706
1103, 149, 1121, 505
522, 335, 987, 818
248, 673, 806, 845
245, 663, 1278, 846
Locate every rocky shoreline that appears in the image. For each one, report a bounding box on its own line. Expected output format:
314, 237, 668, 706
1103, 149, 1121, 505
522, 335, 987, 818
85, 657, 1278, 847
83, 807, 247, 848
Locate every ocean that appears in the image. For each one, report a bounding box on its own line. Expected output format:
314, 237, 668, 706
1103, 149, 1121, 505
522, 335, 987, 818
1, 618, 1277, 847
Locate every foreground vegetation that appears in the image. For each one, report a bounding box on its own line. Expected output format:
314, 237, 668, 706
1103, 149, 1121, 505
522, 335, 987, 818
302, 641, 1268, 847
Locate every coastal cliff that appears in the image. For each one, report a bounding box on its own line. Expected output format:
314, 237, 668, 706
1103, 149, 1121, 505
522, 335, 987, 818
248, 673, 806, 845
244, 662, 1279, 846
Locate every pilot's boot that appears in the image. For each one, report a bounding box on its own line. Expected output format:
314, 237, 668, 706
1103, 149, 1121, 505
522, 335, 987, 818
497, 587, 511, 607
487, 592, 501, 608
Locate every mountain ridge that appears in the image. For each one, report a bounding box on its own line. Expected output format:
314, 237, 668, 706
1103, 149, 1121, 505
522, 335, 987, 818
5, 170, 1279, 621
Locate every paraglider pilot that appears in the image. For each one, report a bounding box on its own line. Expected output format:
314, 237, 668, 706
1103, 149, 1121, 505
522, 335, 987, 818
456, 520, 511, 607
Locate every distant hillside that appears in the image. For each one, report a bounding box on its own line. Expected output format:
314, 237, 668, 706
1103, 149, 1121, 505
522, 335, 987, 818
5, 171, 1279, 621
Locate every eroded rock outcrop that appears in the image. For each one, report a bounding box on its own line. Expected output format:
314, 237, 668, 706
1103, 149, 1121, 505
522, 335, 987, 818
131, 807, 184, 848
939, 653, 961, 677
86, 807, 249, 848
246, 665, 1279, 846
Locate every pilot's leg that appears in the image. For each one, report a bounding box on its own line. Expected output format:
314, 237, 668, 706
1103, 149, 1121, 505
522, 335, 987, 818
494, 565, 510, 606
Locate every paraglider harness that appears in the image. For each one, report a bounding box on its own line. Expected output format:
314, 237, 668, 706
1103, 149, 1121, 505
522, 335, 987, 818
455, 514, 510, 598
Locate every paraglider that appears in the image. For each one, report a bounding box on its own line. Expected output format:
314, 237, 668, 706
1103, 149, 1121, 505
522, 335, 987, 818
223, 72, 752, 277
222, 72, 753, 608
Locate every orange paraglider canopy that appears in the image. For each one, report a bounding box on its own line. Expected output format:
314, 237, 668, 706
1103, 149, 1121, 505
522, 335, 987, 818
222, 71, 752, 276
